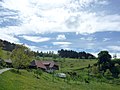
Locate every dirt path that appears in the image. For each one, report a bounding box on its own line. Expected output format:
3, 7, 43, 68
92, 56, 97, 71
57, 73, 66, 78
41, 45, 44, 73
0, 68, 12, 74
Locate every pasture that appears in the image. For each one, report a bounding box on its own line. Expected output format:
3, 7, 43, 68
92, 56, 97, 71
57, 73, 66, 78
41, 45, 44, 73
0, 59, 120, 90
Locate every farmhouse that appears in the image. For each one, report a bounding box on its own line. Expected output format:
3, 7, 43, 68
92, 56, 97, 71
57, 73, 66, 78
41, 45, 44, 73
30, 60, 59, 72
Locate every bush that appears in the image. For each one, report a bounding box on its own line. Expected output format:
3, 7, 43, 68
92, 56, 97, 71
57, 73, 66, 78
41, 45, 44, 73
91, 66, 99, 75
34, 69, 43, 79
10, 69, 21, 74
104, 69, 112, 77
0, 65, 3, 69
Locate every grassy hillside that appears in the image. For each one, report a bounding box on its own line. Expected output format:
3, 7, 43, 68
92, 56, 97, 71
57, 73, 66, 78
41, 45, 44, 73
0, 70, 120, 90
1, 55, 120, 90
60, 59, 97, 71
1, 50, 11, 60
36, 57, 97, 71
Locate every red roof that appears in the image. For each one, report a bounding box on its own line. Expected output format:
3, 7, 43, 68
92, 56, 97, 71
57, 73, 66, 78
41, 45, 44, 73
31, 60, 58, 70
35, 61, 46, 69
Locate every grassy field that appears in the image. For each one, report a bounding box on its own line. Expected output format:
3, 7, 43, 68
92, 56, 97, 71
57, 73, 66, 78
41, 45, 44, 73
60, 59, 97, 71
37, 57, 97, 71
0, 69, 120, 90
0, 50, 11, 60
0, 59, 120, 90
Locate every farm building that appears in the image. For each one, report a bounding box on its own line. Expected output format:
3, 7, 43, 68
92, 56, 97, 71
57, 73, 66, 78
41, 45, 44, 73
30, 60, 59, 72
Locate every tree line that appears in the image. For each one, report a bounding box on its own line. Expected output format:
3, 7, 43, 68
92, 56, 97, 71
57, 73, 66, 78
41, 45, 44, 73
0, 39, 16, 52
0, 39, 96, 59
58, 49, 96, 59
34, 51, 58, 58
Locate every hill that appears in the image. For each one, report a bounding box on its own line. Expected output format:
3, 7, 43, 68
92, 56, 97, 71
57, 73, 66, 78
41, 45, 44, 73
0, 69, 120, 90
0, 39, 16, 52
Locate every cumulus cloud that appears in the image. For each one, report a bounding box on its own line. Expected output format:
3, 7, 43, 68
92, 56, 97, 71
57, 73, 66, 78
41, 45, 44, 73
0, 0, 119, 36
0, 0, 120, 53
80, 37, 95, 41
56, 34, 66, 40
0, 33, 19, 43
20, 36, 51, 42
25, 44, 57, 53
103, 38, 110, 42
107, 46, 120, 52
53, 42, 72, 45
53, 41, 72, 49
24, 44, 39, 51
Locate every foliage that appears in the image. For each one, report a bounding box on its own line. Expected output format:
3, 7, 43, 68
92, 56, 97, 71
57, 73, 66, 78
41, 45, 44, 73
0, 39, 16, 52
0, 58, 6, 68
0, 57, 120, 90
58, 49, 96, 59
97, 51, 120, 78
52, 54, 59, 60
34, 69, 43, 79
110, 64, 120, 78
104, 69, 112, 77
0, 47, 3, 59
11, 45, 33, 71
92, 66, 99, 75
98, 51, 111, 64
34, 51, 58, 59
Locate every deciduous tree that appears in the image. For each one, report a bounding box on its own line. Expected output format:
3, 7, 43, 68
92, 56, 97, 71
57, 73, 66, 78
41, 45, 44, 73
11, 45, 33, 72
98, 51, 111, 74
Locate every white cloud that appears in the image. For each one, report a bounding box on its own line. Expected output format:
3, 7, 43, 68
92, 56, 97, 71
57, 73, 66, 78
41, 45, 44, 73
103, 38, 110, 42
53, 42, 72, 45
0, 33, 19, 43
54, 43, 71, 50
80, 37, 95, 41
24, 44, 39, 51
20, 36, 51, 42
53, 41, 72, 49
24, 44, 58, 53
0, 0, 120, 44
98, 0, 109, 5
56, 34, 66, 40
110, 53, 120, 59
91, 52, 120, 58
86, 43, 95, 49
0, 0, 118, 36
107, 46, 120, 52
76, 12, 120, 34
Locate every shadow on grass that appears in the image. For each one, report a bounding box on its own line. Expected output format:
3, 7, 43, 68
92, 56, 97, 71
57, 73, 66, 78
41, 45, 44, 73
10, 69, 21, 75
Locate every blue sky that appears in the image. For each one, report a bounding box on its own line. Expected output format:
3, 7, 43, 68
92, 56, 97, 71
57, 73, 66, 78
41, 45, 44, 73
0, 0, 120, 57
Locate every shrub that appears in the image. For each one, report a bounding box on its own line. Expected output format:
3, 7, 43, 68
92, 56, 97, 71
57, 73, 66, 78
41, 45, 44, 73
34, 69, 43, 79
104, 69, 112, 77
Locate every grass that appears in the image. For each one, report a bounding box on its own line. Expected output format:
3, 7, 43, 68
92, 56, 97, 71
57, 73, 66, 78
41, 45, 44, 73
35, 56, 97, 69
0, 50, 11, 60
0, 58, 120, 90
0, 70, 120, 90
60, 59, 97, 71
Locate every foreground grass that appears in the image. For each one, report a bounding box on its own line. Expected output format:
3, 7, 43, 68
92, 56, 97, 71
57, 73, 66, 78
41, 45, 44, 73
0, 70, 120, 90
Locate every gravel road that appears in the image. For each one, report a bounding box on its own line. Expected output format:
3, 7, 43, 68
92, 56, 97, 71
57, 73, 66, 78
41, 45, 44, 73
0, 68, 12, 74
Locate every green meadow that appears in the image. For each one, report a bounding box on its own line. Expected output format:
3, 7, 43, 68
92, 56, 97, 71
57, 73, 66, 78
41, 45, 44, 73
0, 59, 120, 90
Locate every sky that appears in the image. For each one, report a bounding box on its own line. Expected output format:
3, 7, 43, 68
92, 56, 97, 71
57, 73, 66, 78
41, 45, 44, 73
0, 0, 120, 58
